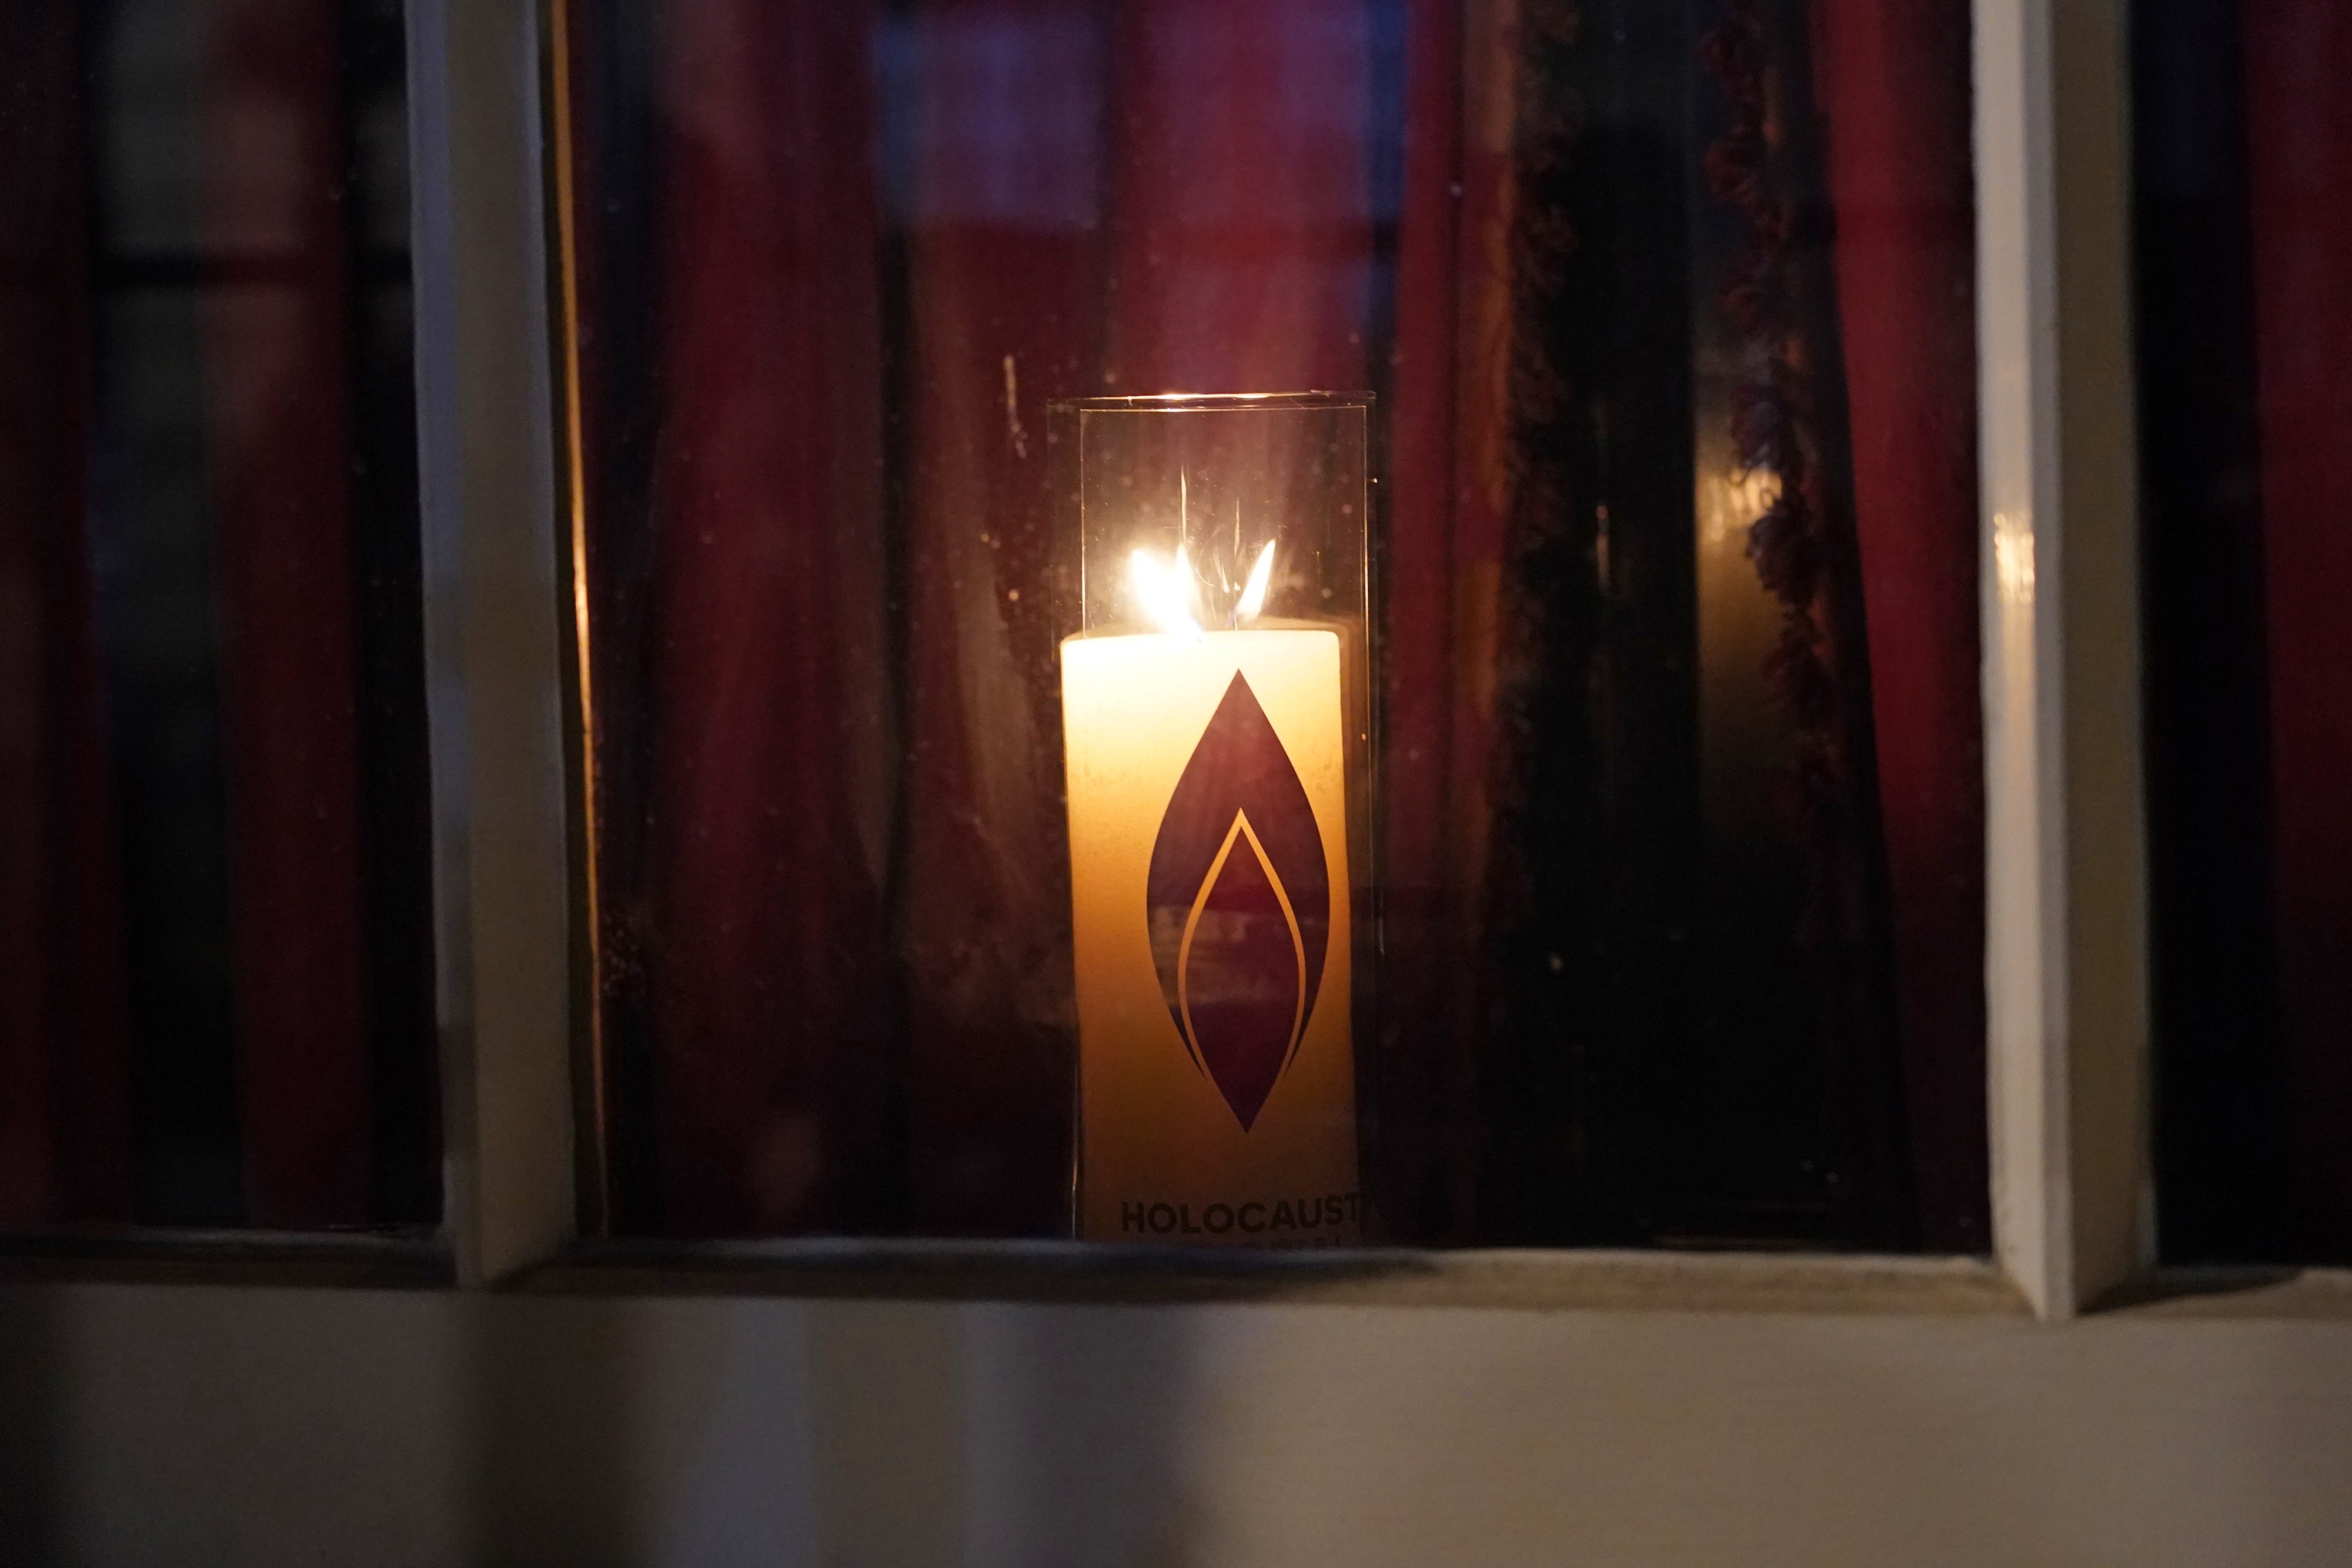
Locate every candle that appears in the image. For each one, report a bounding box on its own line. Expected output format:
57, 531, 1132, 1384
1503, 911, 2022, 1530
1050, 393, 1374, 1246
1061, 616, 1361, 1247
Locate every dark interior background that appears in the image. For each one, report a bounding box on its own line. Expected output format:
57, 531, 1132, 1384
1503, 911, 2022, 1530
2137, 0, 2352, 1266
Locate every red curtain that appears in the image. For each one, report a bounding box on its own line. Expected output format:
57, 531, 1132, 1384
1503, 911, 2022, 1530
1810, 0, 1988, 1248
894, 0, 1105, 1232
2243, 0, 2352, 1240
0, 0, 133, 1227
199, 0, 373, 1228
641, 0, 897, 1234
2, 0, 386, 1229
1100, 0, 1376, 393
1379, 0, 1524, 1236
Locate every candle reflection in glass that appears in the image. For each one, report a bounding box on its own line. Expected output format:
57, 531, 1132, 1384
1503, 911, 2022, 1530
1696, 456, 1792, 846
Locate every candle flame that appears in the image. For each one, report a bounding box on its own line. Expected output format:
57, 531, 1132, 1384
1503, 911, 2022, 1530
1130, 547, 1205, 641
1235, 540, 1277, 622
1131, 534, 1276, 635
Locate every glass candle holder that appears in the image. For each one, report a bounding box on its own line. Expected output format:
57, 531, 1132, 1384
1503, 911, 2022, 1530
1051, 393, 1374, 1247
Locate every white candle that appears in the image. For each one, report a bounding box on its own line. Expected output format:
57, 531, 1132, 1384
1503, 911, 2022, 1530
1061, 624, 1361, 1245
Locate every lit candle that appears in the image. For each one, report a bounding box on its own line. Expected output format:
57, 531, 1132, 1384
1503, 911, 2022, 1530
1061, 546, 1361, 1247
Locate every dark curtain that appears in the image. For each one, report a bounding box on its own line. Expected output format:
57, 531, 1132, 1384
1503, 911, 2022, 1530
2141, 0, 2352, 1264
573, 0, 1987, 1246
2244, 0, 2352, 1253
1, 0, 429, 1231
632, 0, 898, 1236
1809, 0, 1987, 1248
0, 0, 134, 1227
1377, 0, 1498, 1238
201, 0, 372, 1226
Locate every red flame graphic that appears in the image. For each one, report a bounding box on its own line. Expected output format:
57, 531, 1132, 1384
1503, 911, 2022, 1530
1147, 673, 1330, 1129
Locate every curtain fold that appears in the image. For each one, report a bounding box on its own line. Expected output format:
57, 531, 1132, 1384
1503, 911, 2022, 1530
0, 0, 134, 1227
1380, 0, 1473, 1239
198, 0, 373, 1228
1810, 0, 1988, 1249
2135, 0, 2287, 1263
896, 0, 1104, 1234
643, 0, 896, 1235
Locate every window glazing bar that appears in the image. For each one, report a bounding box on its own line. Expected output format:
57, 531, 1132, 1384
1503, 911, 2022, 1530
409, 0, 577, 1285
1976, 0, 2151, 1319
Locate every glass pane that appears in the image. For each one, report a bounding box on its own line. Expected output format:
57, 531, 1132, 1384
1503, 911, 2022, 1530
558, 0, 1987, 1251
0, 0, 435, 1232
2138, 0, 2352, 1266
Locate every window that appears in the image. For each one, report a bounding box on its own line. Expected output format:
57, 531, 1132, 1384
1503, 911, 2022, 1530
0, 0, 2337, 1326
17, 5, 2352, 1561
553, 0, 1989, 1253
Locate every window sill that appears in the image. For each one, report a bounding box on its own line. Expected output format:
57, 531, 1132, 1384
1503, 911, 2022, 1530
2093, 1266, 2352, 1320
8, 1232, 2342, 1320
511, 1240, 2030, 1316
0, 1228, 450, 1290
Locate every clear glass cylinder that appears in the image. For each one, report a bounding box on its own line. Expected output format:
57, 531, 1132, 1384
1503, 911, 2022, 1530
1051, 393, 1375, 1247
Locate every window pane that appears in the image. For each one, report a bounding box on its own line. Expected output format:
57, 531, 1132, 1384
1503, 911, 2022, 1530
2139, 0, 2352, 1266
0, 0, 435, 1231
559, 0, 1986, 1250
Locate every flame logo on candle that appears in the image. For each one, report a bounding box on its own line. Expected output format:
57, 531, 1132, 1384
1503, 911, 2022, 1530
1147, 673, 1330, 1130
